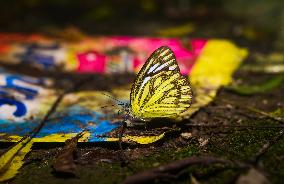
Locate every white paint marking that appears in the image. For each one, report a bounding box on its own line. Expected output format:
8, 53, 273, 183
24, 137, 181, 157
86, 53, 97, 62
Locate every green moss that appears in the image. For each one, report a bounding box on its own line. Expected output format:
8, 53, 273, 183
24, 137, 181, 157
11, 157, 126, 184
9, 144, 199, 184
9, 116, 284, 184
261, 136, 284, 184
198, 169, 237, 184
9, 113, 284, 184
130, 143, 200, 172
207, 119, 281, 161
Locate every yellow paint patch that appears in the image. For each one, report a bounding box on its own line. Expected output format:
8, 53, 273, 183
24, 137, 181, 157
1, 131, 161, 145
0, 137, 34, 182
0, 131, 90, 181
0, 132, 90, 143
58, 91, 119, 114
181, 39, 248, 118
156, 23, 195, 37
0, 135, 22, 142
34, 133, 78, 142
107, 133, 165, 144
190, 39, 248, 87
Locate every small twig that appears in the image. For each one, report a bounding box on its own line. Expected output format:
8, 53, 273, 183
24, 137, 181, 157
119, 121, 127, 151
122, 156, 241, 184
247, 107, 284, 123
221, 98, 284, 124
249, 130, 284, 165
229, 130, 284, 184
118, 120, 129, 167
185, 123, 284, 130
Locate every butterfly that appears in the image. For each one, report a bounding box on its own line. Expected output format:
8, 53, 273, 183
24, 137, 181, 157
122, 46, 192, 124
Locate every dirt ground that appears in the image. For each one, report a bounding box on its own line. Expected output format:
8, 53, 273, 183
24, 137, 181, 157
1, 1, 284, 183
1, 52, 283, 184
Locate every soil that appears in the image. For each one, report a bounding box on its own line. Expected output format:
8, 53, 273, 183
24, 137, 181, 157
1, 2, 284, 183
1, 57, 283, 184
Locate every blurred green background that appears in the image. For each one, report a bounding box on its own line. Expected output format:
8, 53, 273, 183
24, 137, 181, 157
0, 0, 283, 50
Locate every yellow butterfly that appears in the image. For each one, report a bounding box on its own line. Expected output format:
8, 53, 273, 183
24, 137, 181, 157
123, 46, 192, 124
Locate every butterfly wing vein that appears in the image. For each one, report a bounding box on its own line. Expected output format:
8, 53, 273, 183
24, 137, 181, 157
130, 46, 192, 119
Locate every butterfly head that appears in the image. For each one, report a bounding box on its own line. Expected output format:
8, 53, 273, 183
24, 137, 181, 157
117, 102, 146, 126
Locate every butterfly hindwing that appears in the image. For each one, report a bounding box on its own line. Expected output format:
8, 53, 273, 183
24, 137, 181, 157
130, 46, 192, 119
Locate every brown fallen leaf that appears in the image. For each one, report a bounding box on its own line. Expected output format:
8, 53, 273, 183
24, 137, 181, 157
52, 132, 83, 176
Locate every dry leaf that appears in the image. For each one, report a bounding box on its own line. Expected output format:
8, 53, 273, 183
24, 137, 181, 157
52, 132, 83, 176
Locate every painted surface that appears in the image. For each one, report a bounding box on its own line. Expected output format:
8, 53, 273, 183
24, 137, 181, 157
0, 71, 56, 122
0, 34, 247, 144
0, 33, 206, 74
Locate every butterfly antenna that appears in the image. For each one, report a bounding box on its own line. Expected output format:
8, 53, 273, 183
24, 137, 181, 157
101, 105, 115, 108
102, 93, 125, 106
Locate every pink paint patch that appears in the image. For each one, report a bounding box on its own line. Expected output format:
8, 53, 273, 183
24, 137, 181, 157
77, 51, 106, 73
75, 37, 207, 74
191, 39, 207, 55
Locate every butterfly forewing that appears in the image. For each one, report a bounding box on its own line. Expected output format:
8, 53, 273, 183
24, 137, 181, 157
130, 46, 192, 119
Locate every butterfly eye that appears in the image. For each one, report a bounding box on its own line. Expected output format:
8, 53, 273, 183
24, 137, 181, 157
117, 110, 123, 115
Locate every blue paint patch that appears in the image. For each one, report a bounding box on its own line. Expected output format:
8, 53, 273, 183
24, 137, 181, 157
14, 42, 60, 69
0, 70, 121, 142
0, 105, 121, 142
0, 119, 37, 136
88, 120, 119, 142
0, 98, 27, 117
